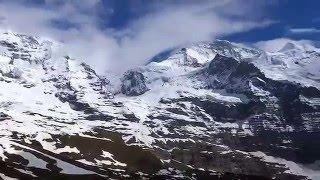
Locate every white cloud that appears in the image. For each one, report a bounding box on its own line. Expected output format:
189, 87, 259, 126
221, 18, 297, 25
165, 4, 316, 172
0, 0, 274, 74
114, 4, 273, 71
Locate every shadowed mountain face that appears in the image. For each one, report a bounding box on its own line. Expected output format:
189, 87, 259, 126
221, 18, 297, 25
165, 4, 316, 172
0, 31, 319, 179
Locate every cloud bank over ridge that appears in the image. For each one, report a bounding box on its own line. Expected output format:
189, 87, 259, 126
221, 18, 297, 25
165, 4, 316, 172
0, 0, 274, 73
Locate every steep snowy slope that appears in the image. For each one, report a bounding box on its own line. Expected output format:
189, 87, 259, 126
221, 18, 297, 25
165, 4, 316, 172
0, 31, 319, 179
115, 40, 320, 179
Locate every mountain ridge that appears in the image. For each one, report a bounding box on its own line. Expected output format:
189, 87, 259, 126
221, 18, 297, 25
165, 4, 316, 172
0, 30, 319, 179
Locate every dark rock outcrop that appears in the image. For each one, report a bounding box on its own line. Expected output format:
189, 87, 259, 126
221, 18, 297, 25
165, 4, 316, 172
121, 70, 148, 96
1, 67, 23, 79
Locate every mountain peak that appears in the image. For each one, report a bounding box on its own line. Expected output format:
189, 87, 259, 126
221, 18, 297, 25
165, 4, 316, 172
279, 41, 302, 52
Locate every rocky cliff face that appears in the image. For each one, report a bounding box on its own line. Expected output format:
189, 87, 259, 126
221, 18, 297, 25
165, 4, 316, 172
0, 31, 319, 179
121, 70, 148, 96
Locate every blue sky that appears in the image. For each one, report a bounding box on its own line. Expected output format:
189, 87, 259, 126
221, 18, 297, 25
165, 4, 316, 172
226, 0, 320, 43
0, 0, 319, 72
4, 0, 320, 42
108, 0, 320, 43
15, 0, 318, 42
102, 0, 320, 42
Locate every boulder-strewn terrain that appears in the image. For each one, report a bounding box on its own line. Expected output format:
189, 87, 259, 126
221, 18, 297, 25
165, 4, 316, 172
0, 31, 319, 179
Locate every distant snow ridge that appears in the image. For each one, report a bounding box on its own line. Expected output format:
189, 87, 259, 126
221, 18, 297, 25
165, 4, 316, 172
0, 31, 319, 179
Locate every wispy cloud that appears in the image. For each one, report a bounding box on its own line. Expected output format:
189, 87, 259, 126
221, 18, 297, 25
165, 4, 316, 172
0, 0, 274, 73
289, 28, 320, 34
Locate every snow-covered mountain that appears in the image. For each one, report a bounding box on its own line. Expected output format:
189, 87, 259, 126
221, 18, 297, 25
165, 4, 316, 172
0, 31, 319, 179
